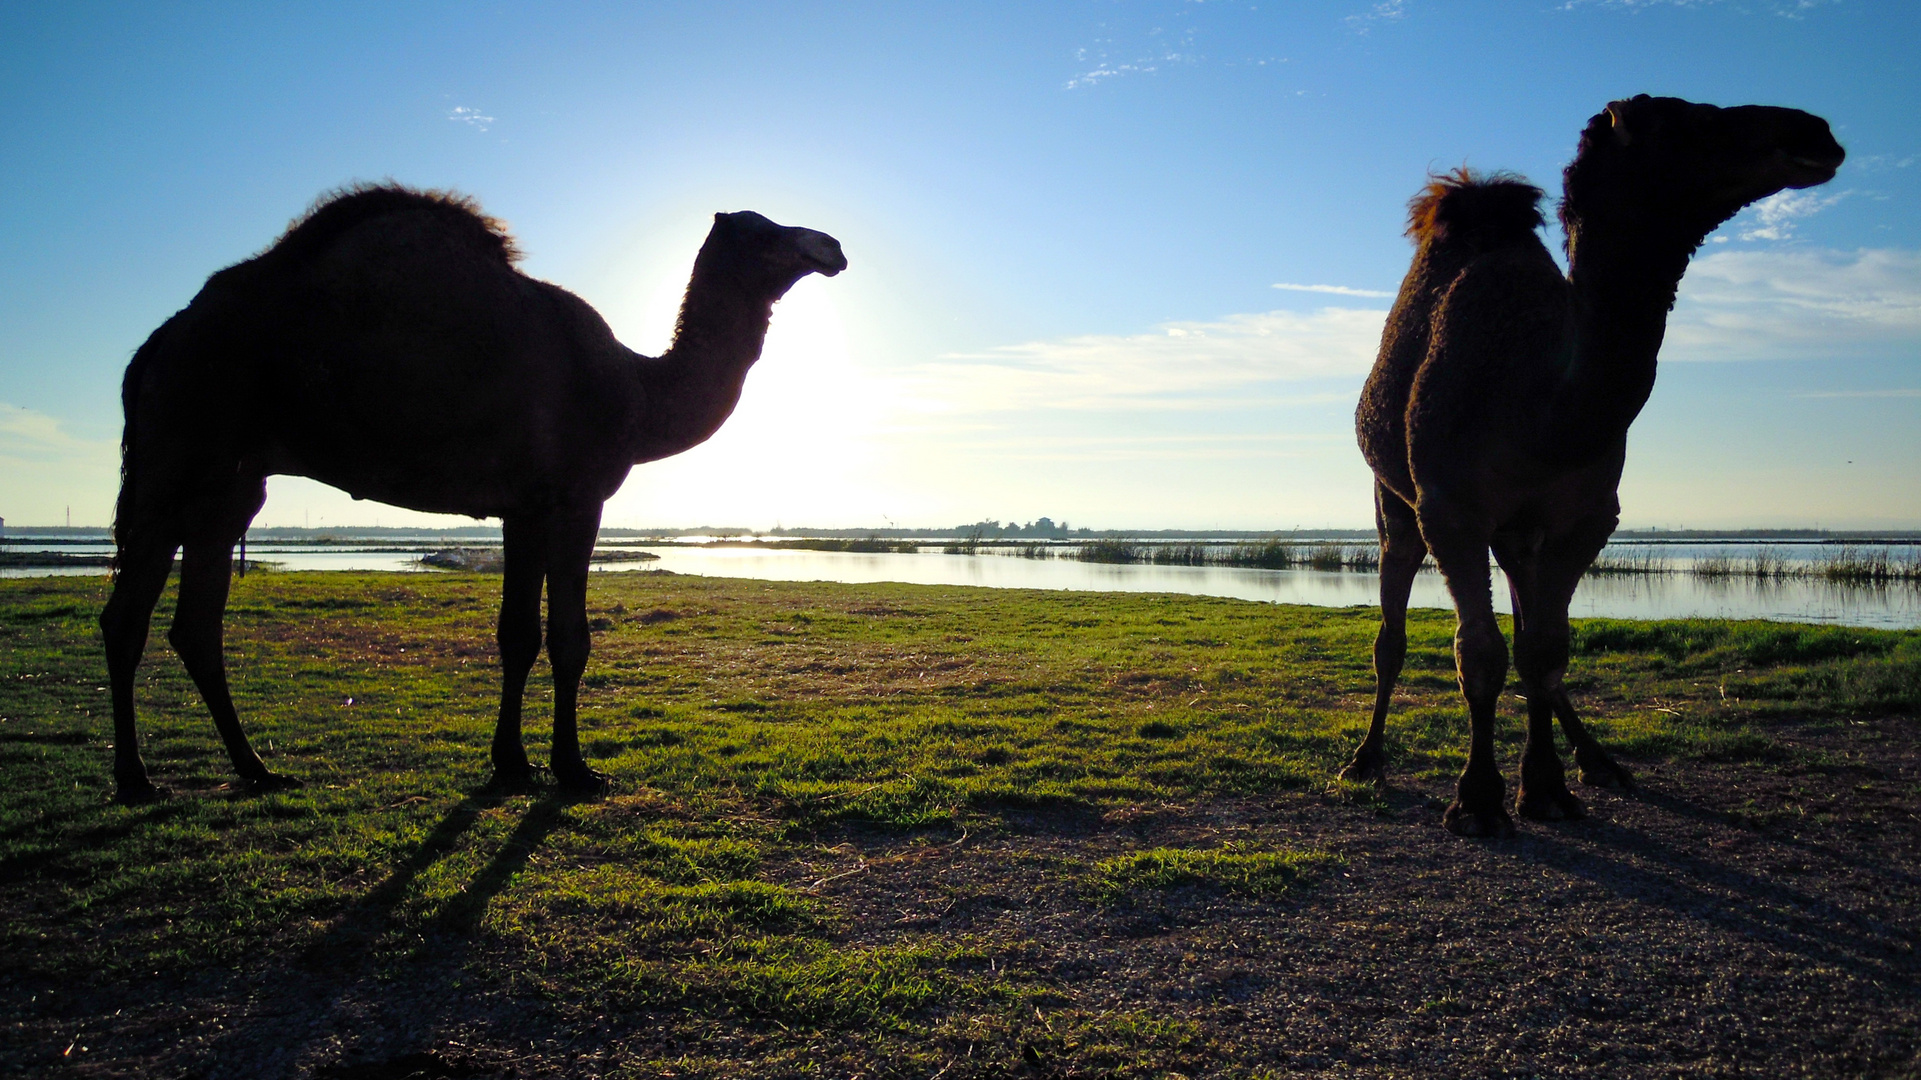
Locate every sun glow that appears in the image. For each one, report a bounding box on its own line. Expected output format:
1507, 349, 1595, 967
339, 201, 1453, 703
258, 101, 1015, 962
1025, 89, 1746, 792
601, 278, 887, 529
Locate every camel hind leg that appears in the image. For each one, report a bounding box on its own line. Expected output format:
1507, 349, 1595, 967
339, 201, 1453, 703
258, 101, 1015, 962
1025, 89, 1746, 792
1341, 482, 1428, 784
167, 473, 295, 791
101, 532, 181, 802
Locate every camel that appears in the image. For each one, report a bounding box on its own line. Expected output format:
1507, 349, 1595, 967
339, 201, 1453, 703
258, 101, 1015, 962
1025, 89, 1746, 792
1342, 97, 1843, 836
99, 185, 846, 802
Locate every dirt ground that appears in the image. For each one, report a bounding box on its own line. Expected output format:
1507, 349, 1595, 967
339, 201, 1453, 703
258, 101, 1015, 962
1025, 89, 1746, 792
11, 714, 1918, 1079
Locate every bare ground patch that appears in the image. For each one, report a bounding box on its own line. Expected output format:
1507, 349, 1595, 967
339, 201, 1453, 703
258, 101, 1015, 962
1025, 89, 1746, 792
8, 715, 1917, 1079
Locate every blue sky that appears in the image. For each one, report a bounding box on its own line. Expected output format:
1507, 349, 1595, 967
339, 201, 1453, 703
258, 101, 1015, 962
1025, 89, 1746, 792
2, 1, 1915, 530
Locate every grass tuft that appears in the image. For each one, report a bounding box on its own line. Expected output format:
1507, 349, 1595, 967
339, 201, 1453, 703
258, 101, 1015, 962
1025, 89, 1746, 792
1089, 843, 1337, 902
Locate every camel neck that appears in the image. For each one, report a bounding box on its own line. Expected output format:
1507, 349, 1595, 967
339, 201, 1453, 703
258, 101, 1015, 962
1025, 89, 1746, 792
1552, 204, 1704, 450
628, 259, 780, 463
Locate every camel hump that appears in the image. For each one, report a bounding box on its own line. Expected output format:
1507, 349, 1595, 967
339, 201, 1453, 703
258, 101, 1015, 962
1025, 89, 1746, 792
1406, 168, 1545, 247
267, 183, 522, 266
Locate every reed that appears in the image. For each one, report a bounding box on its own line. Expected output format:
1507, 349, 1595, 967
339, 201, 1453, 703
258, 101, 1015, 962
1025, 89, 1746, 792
1221, 541, 1297, 569
1585, 547, 1670, 576
1075, 539, 1143, 564
1150, 543, 1211, 566
1817, 545, 1921, 583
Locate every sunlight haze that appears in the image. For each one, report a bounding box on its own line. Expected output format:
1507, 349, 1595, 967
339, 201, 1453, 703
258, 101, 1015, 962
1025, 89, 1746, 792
1, 1, 1915, 531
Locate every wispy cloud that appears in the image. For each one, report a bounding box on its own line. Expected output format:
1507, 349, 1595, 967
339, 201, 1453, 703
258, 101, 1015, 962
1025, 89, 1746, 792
1346, 0, 1410, 33
0, 404, 119, 523
1792, 388, 1921, 400
1851, 153, 1917, 173
1666, 247, 1921, 361
1728, 188, 1849, 242
448, 106, 494, 132
1273, 282, 1394, 298
1558, 0, 1838, 17
895, 307, 1386, 415
0, 404, 117, 466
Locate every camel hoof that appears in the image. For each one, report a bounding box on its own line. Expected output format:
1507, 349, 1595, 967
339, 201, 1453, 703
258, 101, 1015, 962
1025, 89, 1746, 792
486, 763, 547, 794
114, 779, 168, 806
1443, 801, 1516, 838
556, 767, 611, 796
1576, 751, 1635, 791
241, 772, 303, 794
1339, 749, 1387, 785
1516, 787, 1586, 822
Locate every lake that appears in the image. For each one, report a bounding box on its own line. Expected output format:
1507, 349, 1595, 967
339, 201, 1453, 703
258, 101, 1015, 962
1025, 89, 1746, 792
7, 539, 1919, 629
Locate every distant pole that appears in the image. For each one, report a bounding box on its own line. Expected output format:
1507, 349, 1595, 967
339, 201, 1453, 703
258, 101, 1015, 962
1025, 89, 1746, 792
66, 506, 71, 528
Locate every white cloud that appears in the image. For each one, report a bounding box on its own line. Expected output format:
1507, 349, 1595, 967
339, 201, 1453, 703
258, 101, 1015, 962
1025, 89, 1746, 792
1558, 0, 1838, 16
1792, 388, 1921, 400
1732, 188, 1848, 242
448, 106, 494, 132
1347, 0, 1410, 32
895, 307, 1387, 414
1273, 282, 1394, 298
0, 404, 116, 465
0, 404, 119, 525
1666, 247, 1921, 361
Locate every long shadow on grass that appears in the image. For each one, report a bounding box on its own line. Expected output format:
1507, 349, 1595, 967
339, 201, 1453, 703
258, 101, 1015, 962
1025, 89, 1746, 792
194, 786, 578, 1075
1505, 820, 1919, 992
303, 784, 576, 961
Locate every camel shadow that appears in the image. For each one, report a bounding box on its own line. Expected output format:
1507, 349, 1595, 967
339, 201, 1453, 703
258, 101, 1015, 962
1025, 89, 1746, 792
300, 782, 582, 964
1627, 783, 1921, 891
1503, 797, 1919, 992
197, 782, 582, 1074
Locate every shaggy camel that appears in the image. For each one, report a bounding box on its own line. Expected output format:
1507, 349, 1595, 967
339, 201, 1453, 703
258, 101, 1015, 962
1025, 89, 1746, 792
100, 185, 846, 802
1343, 97, 1842, 836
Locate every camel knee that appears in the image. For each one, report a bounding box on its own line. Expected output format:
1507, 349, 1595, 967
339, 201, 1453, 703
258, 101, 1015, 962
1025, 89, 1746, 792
165, 612, 222, 664
546, 623, 590, 684
1512, 630, 1568, 687
1373, 623, 1408, 680
497, 624, 541, 674
1454, 622, 1508, 702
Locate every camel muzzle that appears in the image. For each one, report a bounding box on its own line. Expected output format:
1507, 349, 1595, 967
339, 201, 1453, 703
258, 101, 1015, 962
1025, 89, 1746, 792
796, 230, 848, 276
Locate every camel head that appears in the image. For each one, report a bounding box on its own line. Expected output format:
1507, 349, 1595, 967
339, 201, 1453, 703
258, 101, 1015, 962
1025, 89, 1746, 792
700, 210, 848, 299
1567, 95, 1844, 240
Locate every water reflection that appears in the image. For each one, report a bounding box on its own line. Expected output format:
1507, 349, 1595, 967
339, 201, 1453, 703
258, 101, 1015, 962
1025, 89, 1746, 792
6, 541, 1918, 628
629, 547, 1921, 629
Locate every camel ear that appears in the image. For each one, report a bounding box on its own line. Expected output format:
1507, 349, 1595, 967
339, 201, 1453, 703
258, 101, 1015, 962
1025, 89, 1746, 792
1605, 100, 1633, 147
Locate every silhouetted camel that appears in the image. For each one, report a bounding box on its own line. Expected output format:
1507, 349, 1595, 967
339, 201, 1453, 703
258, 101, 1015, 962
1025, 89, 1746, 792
1344, 97, 1842, 836
100, 185, 846, 802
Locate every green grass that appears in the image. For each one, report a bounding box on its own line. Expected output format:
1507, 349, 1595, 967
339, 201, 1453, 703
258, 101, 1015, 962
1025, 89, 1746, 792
1089, 843, 1337, 902
1, 570, 1916, 1066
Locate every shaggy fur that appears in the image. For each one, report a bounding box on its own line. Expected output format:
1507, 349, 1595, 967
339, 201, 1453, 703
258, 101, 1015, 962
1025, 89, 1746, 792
1344, 98, 1843, 836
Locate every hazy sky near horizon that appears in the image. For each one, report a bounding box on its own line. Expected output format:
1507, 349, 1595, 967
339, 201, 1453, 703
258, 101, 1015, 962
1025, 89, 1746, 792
2, 1, 1916, 531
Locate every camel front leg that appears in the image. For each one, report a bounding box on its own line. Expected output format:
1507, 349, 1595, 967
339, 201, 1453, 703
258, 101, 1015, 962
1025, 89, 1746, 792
1425, 516, 1514, 838
1494, 534, 1584, 822
492, 514, 550, 790
1535, 517, 1634, 790
543, 504, 608, 793
1342, 483, 1427, 784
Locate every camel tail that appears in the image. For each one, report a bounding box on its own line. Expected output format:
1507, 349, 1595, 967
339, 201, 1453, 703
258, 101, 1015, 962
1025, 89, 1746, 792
110, 320, 172, 575
1406, 167, 1546, 248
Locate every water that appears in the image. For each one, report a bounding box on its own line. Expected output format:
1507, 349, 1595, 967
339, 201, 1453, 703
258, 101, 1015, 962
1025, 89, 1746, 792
6, 540, 1918, 629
